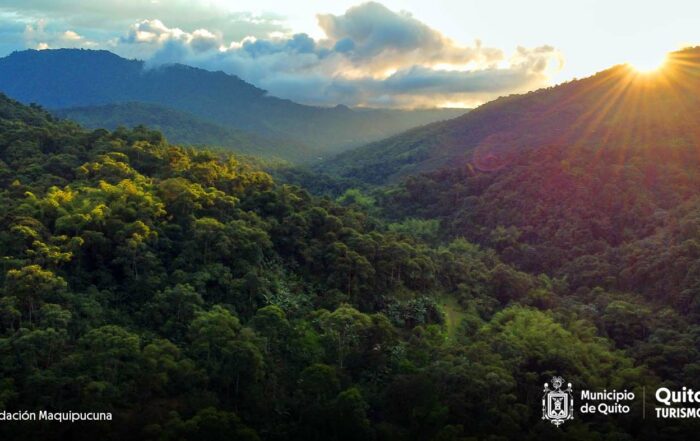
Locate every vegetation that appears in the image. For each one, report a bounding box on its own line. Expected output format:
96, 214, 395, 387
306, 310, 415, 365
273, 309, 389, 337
53, 102, 310, 161
321, 47, 700, 184
2, 48, 700, 441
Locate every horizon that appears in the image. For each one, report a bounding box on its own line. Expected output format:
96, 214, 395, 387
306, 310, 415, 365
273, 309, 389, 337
4, 44, 697, 112
1, 0, 698, 109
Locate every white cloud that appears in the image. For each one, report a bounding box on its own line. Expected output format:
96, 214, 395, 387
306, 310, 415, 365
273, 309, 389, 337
62, 30, 82, 41
0, 0, 288, 41
23, 19, 98, 50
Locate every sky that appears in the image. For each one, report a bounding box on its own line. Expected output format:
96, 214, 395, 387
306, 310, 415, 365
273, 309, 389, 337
0, 0, 697, 108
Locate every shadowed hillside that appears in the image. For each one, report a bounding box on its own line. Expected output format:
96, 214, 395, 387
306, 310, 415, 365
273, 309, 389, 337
323, 47, 700, 183
375, 47, 700, 312
53, 102, 313, 161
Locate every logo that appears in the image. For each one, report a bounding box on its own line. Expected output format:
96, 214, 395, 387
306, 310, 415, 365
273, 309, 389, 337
542, 376, 574, 427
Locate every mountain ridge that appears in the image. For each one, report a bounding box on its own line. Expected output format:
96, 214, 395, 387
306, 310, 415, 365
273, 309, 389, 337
0, 48, 467, 161
322, 46, 700, 184
368, 46, 700, 310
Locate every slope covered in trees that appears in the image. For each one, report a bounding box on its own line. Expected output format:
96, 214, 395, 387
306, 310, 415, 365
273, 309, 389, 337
53, 102, 313, 161
370, 47, 700, 309
0, 49, 466, 162
323, 47, 700, 184
1, 88, 700, 440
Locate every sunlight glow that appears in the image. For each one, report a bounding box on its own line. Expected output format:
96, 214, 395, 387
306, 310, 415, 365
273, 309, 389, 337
628, 54, 668, 74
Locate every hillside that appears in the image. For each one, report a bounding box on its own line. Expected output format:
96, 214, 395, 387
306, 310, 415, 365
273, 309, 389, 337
322, 47, 700, 184
369, 47, 700, 314
53, 102, 314, 161
0, 49, 466, 161
1, 77, 700, 439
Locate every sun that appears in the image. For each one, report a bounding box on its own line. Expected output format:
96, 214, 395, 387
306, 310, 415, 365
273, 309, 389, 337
628, 53, 668, 74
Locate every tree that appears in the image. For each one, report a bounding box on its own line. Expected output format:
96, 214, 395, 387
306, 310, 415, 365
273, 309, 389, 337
331, 387, 372, 441
188, 306, 263, 401
156, 407, 260, 441
145, 284, 204, 340
4, 265, 67, 325
250, 305, 290, 354
318, 305, 372, 368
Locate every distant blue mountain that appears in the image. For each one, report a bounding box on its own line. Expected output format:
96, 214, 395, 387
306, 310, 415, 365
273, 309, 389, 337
0, 49, 466, 161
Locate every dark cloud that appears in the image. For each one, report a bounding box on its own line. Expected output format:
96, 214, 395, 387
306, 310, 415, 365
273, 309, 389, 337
316, 2, 502, 69
319, 2, 445, 56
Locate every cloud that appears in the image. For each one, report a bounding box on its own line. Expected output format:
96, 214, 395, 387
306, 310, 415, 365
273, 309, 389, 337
113, 2, 562, 107
244, 48, 560, 108
190, 29, 221, 53
0, 1, 564, 108
0, 0, 288, 41
23, 19, 98, 50
316, 2, 503, 72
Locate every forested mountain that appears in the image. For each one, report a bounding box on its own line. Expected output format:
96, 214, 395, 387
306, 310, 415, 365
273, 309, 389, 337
368, 47, 700, 306
53, 102, 313, 162
3, 92, 697, 440
323, 47, 700, 184
0, 49, 466, 161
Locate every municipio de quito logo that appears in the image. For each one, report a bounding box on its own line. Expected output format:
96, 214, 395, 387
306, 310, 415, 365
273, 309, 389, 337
542, 376, 574, 427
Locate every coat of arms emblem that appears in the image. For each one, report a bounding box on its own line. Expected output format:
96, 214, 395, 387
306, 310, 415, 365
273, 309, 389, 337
542, 376, 574, 426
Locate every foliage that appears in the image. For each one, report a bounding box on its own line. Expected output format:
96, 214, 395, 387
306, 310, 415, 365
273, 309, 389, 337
0, 58, 697, 440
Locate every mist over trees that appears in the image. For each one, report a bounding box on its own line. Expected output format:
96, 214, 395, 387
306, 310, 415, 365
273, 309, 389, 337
0, 49, 466, 163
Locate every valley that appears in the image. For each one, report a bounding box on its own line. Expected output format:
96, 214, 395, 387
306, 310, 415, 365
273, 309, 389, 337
1, 44, 700, 441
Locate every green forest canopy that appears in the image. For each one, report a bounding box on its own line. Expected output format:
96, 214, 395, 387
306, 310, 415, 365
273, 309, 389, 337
0, 93, 698, 440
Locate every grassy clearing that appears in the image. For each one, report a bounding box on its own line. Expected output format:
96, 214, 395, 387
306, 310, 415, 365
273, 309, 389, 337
438, 295, 467, 339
